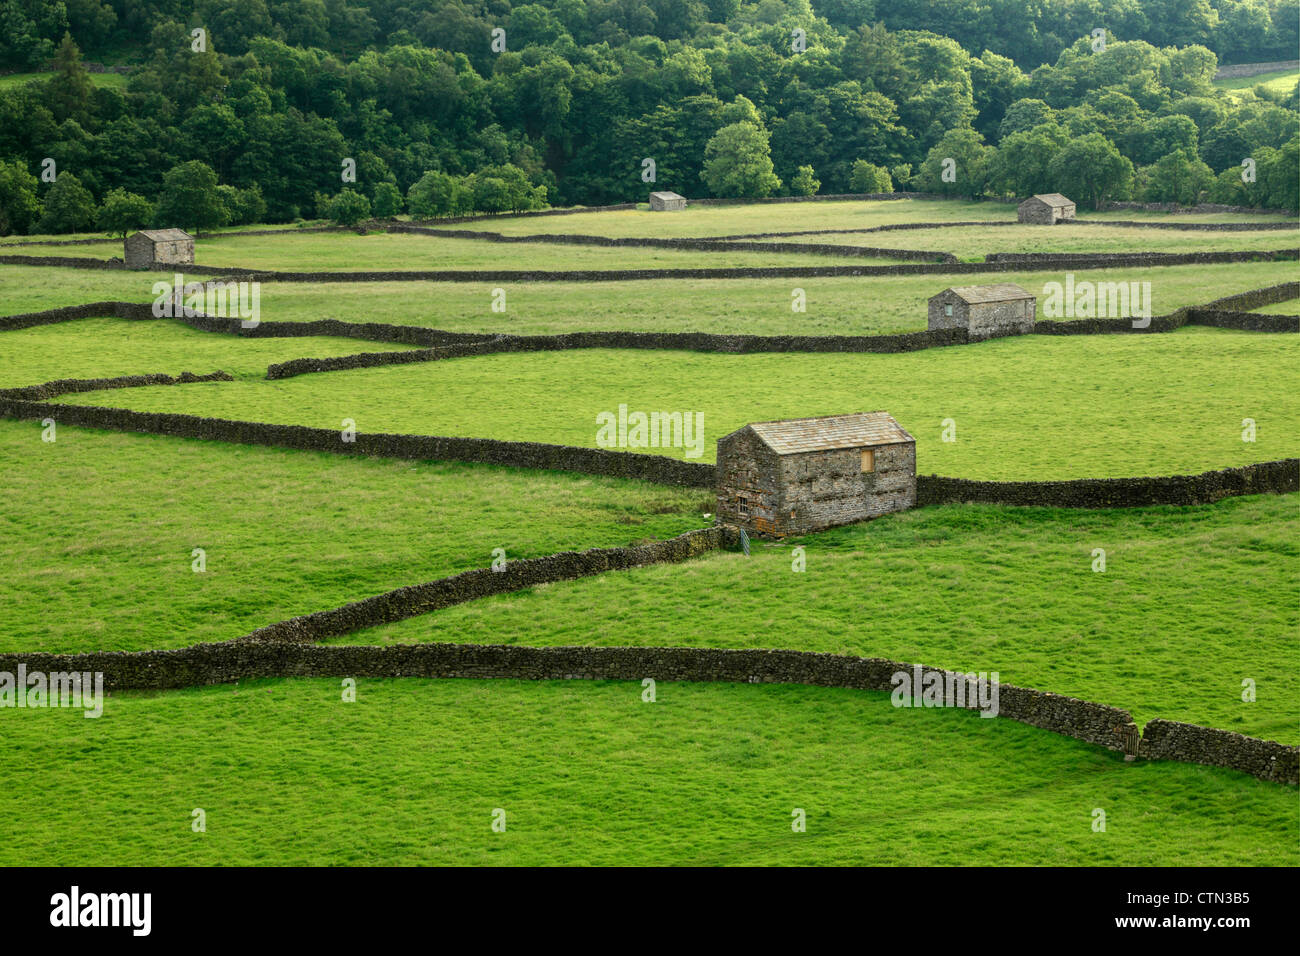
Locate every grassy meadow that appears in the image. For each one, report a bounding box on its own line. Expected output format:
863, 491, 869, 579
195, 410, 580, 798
0, 71, 128, 90
3, 259, 1294, 338
1212, 68, 1300, 95
0, 230, 928, 269
776, 222, 1298, 259
1, 196, 1295, 868
347, 495, 1300, 742
0, 418, 707, 654
1252, 297, 1300, 314
51, 326, 1300, 479
0, 315, 416, 387
0, 677, 1293, 866
419, 198, 1297, 237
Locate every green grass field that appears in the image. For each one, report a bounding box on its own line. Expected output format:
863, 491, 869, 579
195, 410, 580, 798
1, 677, 1293, 866
0, 70, 128, 90
346, 495, 1299, 742
1252, 297, 1300, 314
1212, 68, 1300, 95
776, 223, 1298, 259
0, 315, 416, 387
2, 196, 1295, 867
50, 327, 1299, 478
420, 198, 1297, 237
0, 418, 707, 653
0, 230, 927, 269
3, 260, 1294, 337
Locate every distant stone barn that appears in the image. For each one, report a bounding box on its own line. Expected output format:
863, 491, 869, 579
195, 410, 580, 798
124, 228, 195, 269
716, 412, 916, 537
648, 191, 687, 211
928, 283, 1036, 340
1017, 193, 1076, 224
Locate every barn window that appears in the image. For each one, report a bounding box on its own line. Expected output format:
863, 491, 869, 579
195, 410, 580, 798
860, 449, 875, 473
738, 500, 749, 517
944, 303, 953, 317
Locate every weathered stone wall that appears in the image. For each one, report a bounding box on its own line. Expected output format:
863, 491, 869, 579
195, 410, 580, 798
0, 371, 233, 402
1140, 719, 1297, 785
917, 459, 1299, 508
2, 638, 1291, 783
234, 527, 732, 643
0, 387, 717, 487
0, 643, 1133, 752
1187, 308, 1300, 332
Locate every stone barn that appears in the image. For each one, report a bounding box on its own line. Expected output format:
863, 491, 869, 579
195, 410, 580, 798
715, 412, 916, 537
124, 228, 195, 269
928, 283, 1036, 340
649, 191, 687, 211
1017, 193, 1076, 224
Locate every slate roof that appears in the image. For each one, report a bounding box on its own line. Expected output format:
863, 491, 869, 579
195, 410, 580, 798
132, 228, 194, 243
1025, 193, 1074, 207
744, 412, 914, 455
935, 283, 1035, 304
649, 191, 685, 201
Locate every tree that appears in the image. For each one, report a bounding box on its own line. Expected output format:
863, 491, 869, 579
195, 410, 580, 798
154, 161, 229, 232
372, 181, 403, 218
0, 160, 42, 235
790, 165, 820, 196
216, 184, 266, 225
95, 188, 153, 238
407, 170, 471, 218
1138, 149, 1214, 205
850, 160, 892, 192
1047, 134, 1135, 210
1257, 139, 1300, 213
1121, 114, 1199, 167
326, 188, 372, 226
986, 124, 1066, 197
999, 99, 1054, 139
36, 172, 96, 234
917, 127, 991, 198
46, 34, 93, 123
701, 121, 781, 198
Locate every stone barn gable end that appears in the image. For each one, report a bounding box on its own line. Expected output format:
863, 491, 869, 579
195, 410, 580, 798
716, 412, 917, 537
124, 228, 195, 270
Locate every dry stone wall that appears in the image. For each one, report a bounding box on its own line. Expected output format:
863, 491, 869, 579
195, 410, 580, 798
0, 387, 717, 487
1140, 719, 1298, 785
389, 223, 955, 263
3, 637, 1292, 783
917, 460, 1299, 508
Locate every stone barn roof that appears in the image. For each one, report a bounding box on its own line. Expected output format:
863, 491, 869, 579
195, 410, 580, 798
742, 412, 914, 455
1025, 193, 1073, 207
649, 191, 685, 202
936, 283, 1034, 304
132, 228, 194, 243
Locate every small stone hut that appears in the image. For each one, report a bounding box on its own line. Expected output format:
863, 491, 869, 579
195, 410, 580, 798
1017, 193, 1076, 224
124, 228, 195, 269
716, 412, 916, 537
649, 191, 687, 211
928, 283, 1036, 340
